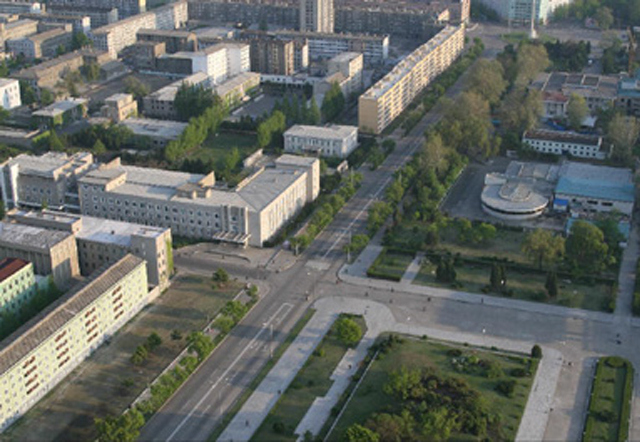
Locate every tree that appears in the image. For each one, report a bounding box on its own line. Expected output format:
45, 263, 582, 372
213, 315, 235, 334
40, 88, 55, 106
92, 139, 107, 155
436, 257, 456, 283
212, 268, 230, 285
0, 200, 4, 220
48, 130, 66, 152
56, 44, 66, 56
594, 6, 614, 30
467, 59, 507, 105
336, 316, 362, 347
125, 76, 150, 99
83, 62, 101, 82
545, 271, 558, 298
565, 220, 609, 273
146, 332, 162, 351
131, 345, 148, 365
307, 96, 321, 125
345, 424, 380, 442
499, 87, 542, 132
567, 94, 588, 130
608, 114, 640, 163
439, 92, 494, 158
531, 344, 542, 358
20, 81, 37, 105
514, 43, 550, 86
321, 82, 345, 122
489, 263, 507, 292
187, 331, 215, 361
521, 229, 565, 269
72, 31, 92, 50
174, 83, 217, 121
95, 408, 145, 442
0, 60, 8, 77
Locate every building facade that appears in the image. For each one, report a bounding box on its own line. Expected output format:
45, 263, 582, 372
136, 28, 197, 53
523, 129, 606, 160
0, 258, 38, 314
358, 25, 465, 134
0, 255, 149, 433
7, 27, 73, 60
46, 4, 119, 28
300, 0, 334, 33
143, 72, 210, 119
284, 124, 358, 157
0, 222, 80, 288
101, 93, 138, 122
32, 98, 88, 129
0, 78, 20, 110
48, 0, 145, 19
247, 37, 295, 75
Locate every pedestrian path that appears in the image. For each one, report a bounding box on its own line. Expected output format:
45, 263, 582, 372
400, 252, 424, 285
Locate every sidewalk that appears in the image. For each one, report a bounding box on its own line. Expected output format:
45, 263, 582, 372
400, 252, 424, 284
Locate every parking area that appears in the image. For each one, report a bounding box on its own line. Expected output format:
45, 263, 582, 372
230, 93, 280, 120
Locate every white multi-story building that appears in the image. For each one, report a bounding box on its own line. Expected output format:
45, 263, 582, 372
300, 0, 334, 33
523, 129, 606, 160
0, 254, 149, 433
0, 79, 21, 110
284, 125, 358, 158
143, 72, 210, 119
77, 155, 319, 247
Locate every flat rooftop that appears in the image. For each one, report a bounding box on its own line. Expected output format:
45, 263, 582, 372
556, 162, 635, 203
524, 129, 601, 147
121, 118, 187, 140
0, 78, 17, 88
32, 98, 87, 118
0, 222, 73, 251
285, 124, 357, 139
0, 254, 144, 374
329, 52, 362, 63
147, 71, 209, 102
214, 71, 259, 96
3, 152, 94, 178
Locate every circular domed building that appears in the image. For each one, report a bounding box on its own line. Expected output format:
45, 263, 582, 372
481, 173, 549, 220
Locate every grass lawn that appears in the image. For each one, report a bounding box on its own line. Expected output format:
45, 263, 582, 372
331, 337, 538, 441
4, 274, 242, 442
414, 260, 614, 311
439, 226, 530, 265
584, 357, 634, 441
193, 131, 258, 164
252, 315, 366, 442
367, 248, 415, 282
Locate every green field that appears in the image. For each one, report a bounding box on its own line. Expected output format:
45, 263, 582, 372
193, 131, 258, 164
583, 357, 634, 442
330, 337, 538, 441
252, 315, 366, 442
414, 259, 614, 311
367, 249, 415, 281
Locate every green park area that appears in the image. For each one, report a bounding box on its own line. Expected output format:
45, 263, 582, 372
4, 273, 242, 442
330, 336, 539, 441
253, 315, 366, 442
583, 356, 634, 442
193, 131, 258, 165
367, 249, 415, 282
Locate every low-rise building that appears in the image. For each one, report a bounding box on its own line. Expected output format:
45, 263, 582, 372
121, 41, 166, 70
101, 93, 137, 122
523, 129, 606, 160
78, 155, 319, 247
284, 124, 358, 158
0, 151, 95, 211
7, 26, 73, 59
32, 98, 87, 129
0, 2, 42, 16
12, 52, 84, 90
359, 25, 464, 134
0, 254, 149, 433
554, 162, 635, 217
46, 4, 119, 28
137, 28, 197, 53
19, 12, 91, 34
142, 72, 210, 119
0, 78, 20, 110
0, 258, 39, 314
0, 19, 38, 42
0, 221, 80, 288
315, 51, 362, 102
9, 209, 172, 288
121, 118, 187, 148
48, 0, 145, 19
213, 71, 260, 107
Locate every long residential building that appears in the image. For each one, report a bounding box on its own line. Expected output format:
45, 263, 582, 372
46, 4, 119, 28
77, 155, 319, 247
7, 26, 73, 60
0, 254, 149, 433
523, 129, 606, 160
0, 222, 80, 288
9, 209, 172, 288
48, 0, 144, 19
358, 24, 464, 134
91, 1, 188, 58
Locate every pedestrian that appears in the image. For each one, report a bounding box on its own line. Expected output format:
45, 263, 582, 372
245, 420, 249, 427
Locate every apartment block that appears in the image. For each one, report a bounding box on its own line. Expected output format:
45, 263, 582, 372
91, 1, 187, 58
220, 42, 250, 76
315, 51, 362, 100
0, 258, 38, 314
0, 152, 95, 211
9, 209, 172, 288
19, 12, 91, 34
0, 222, 80, 288
523, 129, 606, 160
48, 0, 145, 19
0, 2, 42, 16
477, 0, 568, 25
32, 98, 88, 129
78, 155, 319, 247
284, 124, 358, 158
300, 0, 334, 33
101, 93, 137, 122
359, 25, 464, 134
7, 27, 73, 59
0, 254, 149, 433
247, 37, 295, 75
137, 28, 197, 53
0, 18, 37, 43
121, 118, 187, 148
142, 72, 210, 119
122, 41, 166, 70
188, 0, 299, 30
0, 78, 20, 110
46, 4, 119, 28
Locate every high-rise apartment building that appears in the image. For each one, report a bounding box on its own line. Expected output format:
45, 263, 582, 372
300, 0, 334, 33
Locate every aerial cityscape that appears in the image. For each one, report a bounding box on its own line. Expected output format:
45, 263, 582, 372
0, 0, 637, 440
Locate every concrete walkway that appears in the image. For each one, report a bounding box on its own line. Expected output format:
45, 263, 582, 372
615, 222, 638, 317
219, 296, 563, 442
400, 252, 424, 284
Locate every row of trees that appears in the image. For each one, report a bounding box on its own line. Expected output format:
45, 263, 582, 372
320, 82, 346, 122
272, 93, 321, 126
256, 110, 286, 149
553, 0, 635, 27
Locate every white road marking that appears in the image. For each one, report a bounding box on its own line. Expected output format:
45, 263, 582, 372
165, 302, 294, 441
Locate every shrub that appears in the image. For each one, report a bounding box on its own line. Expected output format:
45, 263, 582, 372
511, 368, 529, 378
336, 316, 363, 347
531, 345, 542, 359
213, 315, 235, 334
272, 421, 286, 434
495, 379, 517, 398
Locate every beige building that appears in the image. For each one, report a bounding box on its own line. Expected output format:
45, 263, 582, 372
0, 258, 39, 314
7, 26, 73, 59
0, 222, 80, 288
0, 152, 95, 211
247, 37, 295, 75
0, 19, 37, 43
9, 210, 172, 288
315, 51, 362, 102
91, 1, 188, 58
137, 28, 197, 53
300, 0, 334, 33
101, 93, 137, 122
0, 254, 149, 433
358, 25, 464, 134
78, 155, 319, 247
48, 0, 145, 19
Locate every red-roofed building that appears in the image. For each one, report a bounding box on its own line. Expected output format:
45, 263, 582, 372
0, 257, 38, 314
